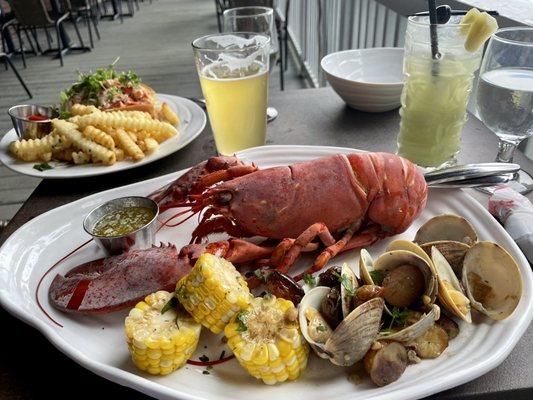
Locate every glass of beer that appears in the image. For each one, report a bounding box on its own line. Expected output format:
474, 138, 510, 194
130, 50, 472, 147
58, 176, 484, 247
192, 33, 270, 155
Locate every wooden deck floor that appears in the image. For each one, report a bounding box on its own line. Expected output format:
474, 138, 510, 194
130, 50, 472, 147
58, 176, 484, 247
0, 0, 306, 222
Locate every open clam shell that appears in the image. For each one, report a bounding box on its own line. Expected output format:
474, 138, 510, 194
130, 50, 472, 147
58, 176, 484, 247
462, 241, 523, 320
374, 250, 438, 305
359, 249, 376, 285
299, 286, 384, 366
380, 304, 440, 342
386, 240, 434, 270
420, 240, 470, 276
415, 214, 477, 246
431, 247, 472, 323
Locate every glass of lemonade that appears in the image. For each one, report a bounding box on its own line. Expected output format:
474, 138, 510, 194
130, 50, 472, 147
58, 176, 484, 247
192, 33, 270, 156
397, 16, 483, 169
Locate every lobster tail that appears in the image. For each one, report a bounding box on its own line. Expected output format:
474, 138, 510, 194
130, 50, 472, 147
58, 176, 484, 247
346, 153, 427, 235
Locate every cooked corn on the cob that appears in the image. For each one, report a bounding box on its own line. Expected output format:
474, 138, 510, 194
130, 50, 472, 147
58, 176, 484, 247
225, 295, 309, 385
125, 291, 201, 375
176, 253, 251, 334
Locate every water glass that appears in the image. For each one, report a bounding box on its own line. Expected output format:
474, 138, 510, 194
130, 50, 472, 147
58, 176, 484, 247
192, 33, 270, 156
475, 27, 533, 193
397, 16, 483, 169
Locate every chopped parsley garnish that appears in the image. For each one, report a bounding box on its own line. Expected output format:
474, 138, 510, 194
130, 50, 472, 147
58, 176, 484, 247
219, 350, 226, 360
161, 297, 178, 314
332, 271, 355, 296
202, 370, 210, 375
175, 285, 187, 299
254, 269, 266, 282
199, 355, 210, 363
316, 325, 327, 332
303, 274, 316, 286
369, 270, 385, 285
236, 311, 248, 332
33, 162, 53, 172
388, 307, 409, 329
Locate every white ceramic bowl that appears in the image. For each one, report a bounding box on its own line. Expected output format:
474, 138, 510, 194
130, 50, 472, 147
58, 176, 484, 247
321, 47, 404, 112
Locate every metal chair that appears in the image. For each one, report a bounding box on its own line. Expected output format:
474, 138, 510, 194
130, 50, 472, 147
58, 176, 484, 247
7, 0, 74, 66
66, 0, 100, 48
0, 51, 32, 97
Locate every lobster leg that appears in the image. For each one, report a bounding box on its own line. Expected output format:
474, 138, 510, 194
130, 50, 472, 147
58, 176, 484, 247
292, 225, 382, 282
275, 222, 338, 274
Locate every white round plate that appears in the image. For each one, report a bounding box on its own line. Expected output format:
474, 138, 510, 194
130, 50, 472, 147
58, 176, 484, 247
0, 145, 531, 400
0, 94, 206, 179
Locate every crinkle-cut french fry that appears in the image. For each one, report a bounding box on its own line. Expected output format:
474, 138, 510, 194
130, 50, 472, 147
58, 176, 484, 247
161, 102, 180, 125
53, 119, 116, 165
9, 134, 69, 162
113, 147, 125, 161
72, 151, 90, 164
127, 131, 137, 142
83, 126, 115, 149
116, 129, 144, 160
133, 130, 150, 140
105, 110, 153, 120
70, 104, 100, 116
52, 148, 74, 162
139, 138, 159, 154
73, 112, 178, 143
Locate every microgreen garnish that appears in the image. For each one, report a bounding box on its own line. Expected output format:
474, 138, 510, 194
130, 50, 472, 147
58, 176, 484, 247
254, 269, 266, 282
369, 270, 385, 285
332, 271, 355, 296
303, 274, 316, 286
388, 307, 409, 329
33, 162, 53, 172
161, 297, 178, 314
316, 325, 327, 332
59, 58, 141, 109
236, 311, 248, 332
199, 355, 209, 363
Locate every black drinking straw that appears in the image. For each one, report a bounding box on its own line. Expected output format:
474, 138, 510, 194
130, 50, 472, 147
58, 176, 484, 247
428, 0, 440, 60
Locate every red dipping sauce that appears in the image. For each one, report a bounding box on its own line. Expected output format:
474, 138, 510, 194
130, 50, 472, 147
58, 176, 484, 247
27, 114, 50, 121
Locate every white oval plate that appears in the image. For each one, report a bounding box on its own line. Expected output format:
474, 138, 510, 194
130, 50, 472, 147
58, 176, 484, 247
0, 94, 206, 179
0, 145, 531, 400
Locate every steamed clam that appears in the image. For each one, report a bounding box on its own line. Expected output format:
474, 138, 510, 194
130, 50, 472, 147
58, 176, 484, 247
432, 246, 472, 323
361, 249, 438, 308
299, 265, 384, 366
294, 213, 523, 388
414, 214, 477, 245
462, 241, 523, 320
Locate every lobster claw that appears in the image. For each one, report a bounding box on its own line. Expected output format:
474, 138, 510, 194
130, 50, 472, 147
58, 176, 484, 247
48, 244, 191, 314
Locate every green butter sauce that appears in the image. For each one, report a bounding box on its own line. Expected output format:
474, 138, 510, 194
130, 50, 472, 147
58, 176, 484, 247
92, 206, 155, 237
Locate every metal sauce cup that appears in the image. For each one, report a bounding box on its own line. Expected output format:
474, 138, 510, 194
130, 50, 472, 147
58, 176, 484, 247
83, 196, 159, 256
8, 104, 57, 140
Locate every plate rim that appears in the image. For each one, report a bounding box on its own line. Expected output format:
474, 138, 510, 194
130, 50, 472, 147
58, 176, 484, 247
0, 93, 206, 179
0, 144, 532, 400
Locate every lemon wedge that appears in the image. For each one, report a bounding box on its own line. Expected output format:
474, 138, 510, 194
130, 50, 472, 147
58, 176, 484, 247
461, 8, 498, 52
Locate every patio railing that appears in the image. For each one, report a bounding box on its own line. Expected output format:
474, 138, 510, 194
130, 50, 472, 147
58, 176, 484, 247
276, 0, 526, 88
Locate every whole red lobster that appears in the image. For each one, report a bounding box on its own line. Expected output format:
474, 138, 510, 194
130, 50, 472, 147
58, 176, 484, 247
49, 153, 427, 314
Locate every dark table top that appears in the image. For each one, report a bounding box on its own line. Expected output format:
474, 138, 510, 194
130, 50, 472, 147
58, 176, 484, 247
0, 88, 532, 399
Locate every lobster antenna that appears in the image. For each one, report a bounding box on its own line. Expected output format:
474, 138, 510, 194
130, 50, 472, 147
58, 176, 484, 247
165, 210, 200, 228
160, 207, 193, 224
